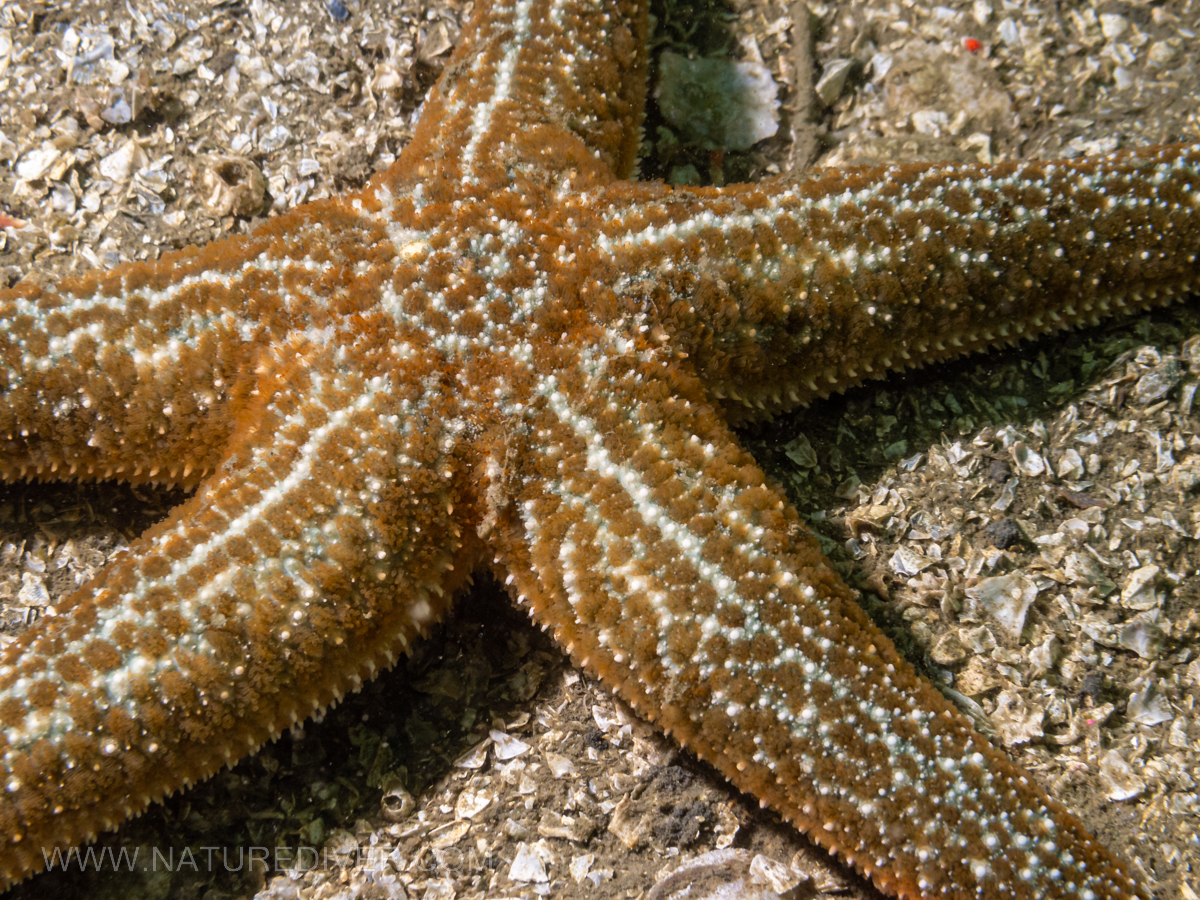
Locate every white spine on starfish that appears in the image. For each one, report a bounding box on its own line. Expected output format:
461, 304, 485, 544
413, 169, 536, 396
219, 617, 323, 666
373, 184, 432, 257
459, 0, 537, 183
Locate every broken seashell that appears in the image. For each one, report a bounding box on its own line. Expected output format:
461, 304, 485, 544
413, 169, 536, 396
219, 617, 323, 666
198, 154, 267, 217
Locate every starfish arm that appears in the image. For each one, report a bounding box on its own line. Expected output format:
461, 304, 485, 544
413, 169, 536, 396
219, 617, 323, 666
485, 325, 1146, 900
374, 0, 647, 193
0, 197, 394, 487
588, 144, 1200, 422
0, 339, 479, 887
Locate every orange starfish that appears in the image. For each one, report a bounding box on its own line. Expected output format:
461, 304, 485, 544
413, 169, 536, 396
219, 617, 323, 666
0, 0, 1186, 896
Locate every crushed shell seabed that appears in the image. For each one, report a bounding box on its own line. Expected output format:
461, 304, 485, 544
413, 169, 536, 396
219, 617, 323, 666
4, 0, 1200, 896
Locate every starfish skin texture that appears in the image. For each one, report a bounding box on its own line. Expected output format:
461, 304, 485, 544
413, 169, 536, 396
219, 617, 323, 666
0, 0, 1195, 895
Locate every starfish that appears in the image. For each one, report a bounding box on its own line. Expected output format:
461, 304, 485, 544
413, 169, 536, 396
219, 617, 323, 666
0, 0, 1191, 894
